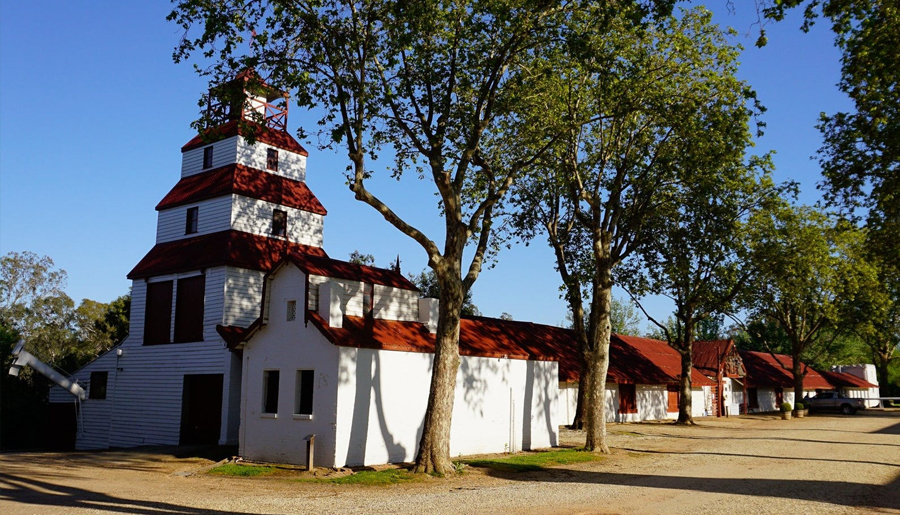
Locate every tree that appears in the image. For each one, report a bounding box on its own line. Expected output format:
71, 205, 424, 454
568, 297, 643, 336
624, 158, 780, 424
408, 269, 480, 316
347, 250, 376, 267
510, 7, 758, 446
743, 205, 868, 400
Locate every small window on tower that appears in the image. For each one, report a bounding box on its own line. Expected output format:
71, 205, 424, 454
267, 148, 279, 171
185, 207, 199, 234
203, 146, 214, 169
272, 209, 287, 237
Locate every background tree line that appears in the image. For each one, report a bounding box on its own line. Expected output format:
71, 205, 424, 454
0, 251, 129, 449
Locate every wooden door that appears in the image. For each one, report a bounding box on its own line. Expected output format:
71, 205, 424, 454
180, 374, 223, 445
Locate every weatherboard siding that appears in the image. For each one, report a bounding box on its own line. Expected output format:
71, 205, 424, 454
223, 267, 266, 327
235, 136, 307, 182
373, 285, 419, 322
181, 136, 240, 177
156, 196, 232, 244
230, 195, 324, 247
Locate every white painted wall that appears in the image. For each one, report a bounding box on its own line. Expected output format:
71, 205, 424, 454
235, 136, 307, 182
181, 136, 240, 177
832, 364, 881, 407
556, 383, 708, 425
306, 276, 365, 317
223, 267, 266, 328
373, 285, 419, 322
240, 265, 341, 466
156, 196, 232, 243
230, 195, 324, 247
241, 262, 559, 467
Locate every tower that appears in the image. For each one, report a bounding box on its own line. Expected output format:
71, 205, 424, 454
50, 71, 329, 449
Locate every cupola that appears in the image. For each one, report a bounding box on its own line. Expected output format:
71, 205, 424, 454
205, 69, 288, 131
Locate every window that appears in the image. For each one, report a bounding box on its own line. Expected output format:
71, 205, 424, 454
263, 370, 280, 414
272, 209, 287, 237
174, 275, 205, 343
144, 280, 173, 345
267, 148, 279, 171
295, 370, 314, 416
618, 383, 637, 414
185, 207, 199, 235
89, 371, 108, 400
666, 385, 679, 413
286, 300, 297, 321
203, 146, 214, 169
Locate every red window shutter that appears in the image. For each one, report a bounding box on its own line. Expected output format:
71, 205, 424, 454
619, 384, 637, 414
174, 275, 205, 343
667, 386, 679, 412
144, 280, 173, 345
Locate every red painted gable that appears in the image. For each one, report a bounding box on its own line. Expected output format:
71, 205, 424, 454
156, 164, 327, 215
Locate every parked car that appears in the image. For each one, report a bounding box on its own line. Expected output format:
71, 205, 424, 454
804, 392, 866, 415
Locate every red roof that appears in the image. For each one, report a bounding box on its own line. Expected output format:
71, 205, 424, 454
181, 120, 309, 155
285, 254, 417, 291
609, 335, 716, 387
128, 230, 327, 279
155, 164, 327, 215
739, 351, 834, 389
692, 340, 734, 376
818, 370, 877, 389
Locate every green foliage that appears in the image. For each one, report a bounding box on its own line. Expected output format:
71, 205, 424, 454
794, 401, 804, 410
781, 402, 793, 413
460, 449, 603, 473
325, 469, 421, 485
347, 251, 375, 267
208, 464, 277, 477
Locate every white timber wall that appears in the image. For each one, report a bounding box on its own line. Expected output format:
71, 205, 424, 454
556, 383, 707, 425
240, 265, 341, 466
50, 266, 247, 449
333, 348, 559, 467
372, 285, 419, 321
723, 378, 743, 415
307, 276, 365, 317
223, 267, 266, 327
231, 195, 324, 247
181, 136, 240, 177
156, 196, 232, 244
235, 136, 307, 182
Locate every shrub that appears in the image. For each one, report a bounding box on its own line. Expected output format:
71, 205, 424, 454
781, 402, 793, 412
794, 401, 804, 410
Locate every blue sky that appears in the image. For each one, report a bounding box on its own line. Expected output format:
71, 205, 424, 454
0, 1, 849, 330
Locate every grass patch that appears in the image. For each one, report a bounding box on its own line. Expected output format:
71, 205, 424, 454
327, 468, 420, 485
460, 449, 603, 473
208, 463, 277, 477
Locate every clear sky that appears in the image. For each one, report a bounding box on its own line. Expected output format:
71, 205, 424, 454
0, 1, 850, 331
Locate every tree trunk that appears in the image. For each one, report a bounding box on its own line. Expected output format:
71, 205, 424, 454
873, 344, 893, 396
583, 279, 612, 453
570, 361, 587, 429
414, 261, 464, 475
677, 344, 695, 425
792, 348, 806, 404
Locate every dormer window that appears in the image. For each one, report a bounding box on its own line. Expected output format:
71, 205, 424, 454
267, 148, 279, 171
185, 207, 199, 234
272, 209, 287, 237
203, 146, 214, 169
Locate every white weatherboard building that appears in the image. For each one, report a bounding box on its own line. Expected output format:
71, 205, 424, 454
49, 73, 559, 462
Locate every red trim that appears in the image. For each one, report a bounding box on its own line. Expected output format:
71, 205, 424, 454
127, 230, 327, 279
286, 254, 418, 291
156, 164, 327, 215
181, 120, 309, 155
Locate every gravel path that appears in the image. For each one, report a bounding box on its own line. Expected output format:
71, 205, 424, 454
2, 411, 898, 514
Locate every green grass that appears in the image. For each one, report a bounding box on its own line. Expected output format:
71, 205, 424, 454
208, 463, 277, 477
459, 449, 604, 473
323, 468, 421, 485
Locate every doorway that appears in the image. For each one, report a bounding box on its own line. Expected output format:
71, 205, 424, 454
180, 374, 223, 445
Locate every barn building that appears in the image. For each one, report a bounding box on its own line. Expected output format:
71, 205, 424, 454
692, 340, 746, 416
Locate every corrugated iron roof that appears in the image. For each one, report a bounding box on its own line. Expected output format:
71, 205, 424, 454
181, 120, 309, 155
156, 164, 327, 215
128, 230, 327, 279
288, 254, 418, 291
818, 369, 878, 389
692, 340, 734, 376
739, 351, 834, 389
611, 335, 716, 387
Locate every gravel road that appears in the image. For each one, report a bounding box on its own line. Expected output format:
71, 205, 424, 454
2, 411, 898, 514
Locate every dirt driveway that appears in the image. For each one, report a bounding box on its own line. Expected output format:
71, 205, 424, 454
2, 411, 898, 515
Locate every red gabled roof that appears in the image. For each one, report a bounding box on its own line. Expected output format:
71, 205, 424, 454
692, 340, 734, 376
307, 312, 565, 362
739, 351, 834, 389
155, 164, 327, 215
818, 370, 878, 389
181, 120, 309, 155
610, 335, 716, 387
127, 230, 327, 279
287, 254, 417, 291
